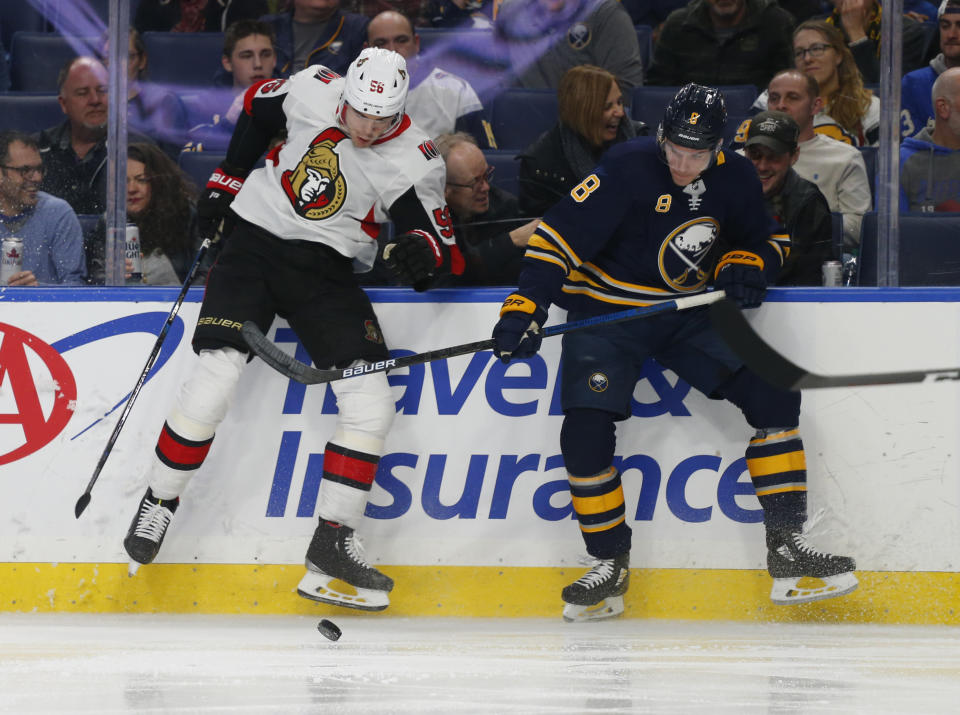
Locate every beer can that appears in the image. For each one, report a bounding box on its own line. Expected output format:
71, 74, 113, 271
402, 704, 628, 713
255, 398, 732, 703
1, 236, 24, 285
125, 224, 143, 282
822, 260, 842, 287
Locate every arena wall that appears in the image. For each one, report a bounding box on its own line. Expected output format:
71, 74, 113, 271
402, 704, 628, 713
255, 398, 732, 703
2, 286, 959, 622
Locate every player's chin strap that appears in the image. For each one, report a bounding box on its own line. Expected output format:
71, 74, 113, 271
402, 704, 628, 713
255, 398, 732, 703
242, 291, 726, 385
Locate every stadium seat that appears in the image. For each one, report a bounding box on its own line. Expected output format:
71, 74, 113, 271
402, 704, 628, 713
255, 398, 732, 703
0, 2, 48, 52
488, 89, 558, 152
859, 145, 877, 206
9, 32, 98, 92
76, 213, 100, 241
631, 85, 758, 128
142, 32, 225, 87
830, 212, 844, 262
0, 93, 63, 132
484, 150, 520, 197
177, 151, 224, 190
635, 24, 653, 75
178, 150, 265, 190
858, 212, 960, 285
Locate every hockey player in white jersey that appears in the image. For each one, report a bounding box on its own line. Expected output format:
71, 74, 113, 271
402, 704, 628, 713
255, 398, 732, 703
122, 48, 464, 611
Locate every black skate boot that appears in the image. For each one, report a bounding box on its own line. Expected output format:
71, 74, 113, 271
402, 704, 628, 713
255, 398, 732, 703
123, 488, 179, 574
297, 520, 394, 611
561, 552, 630, 622
767, 529, 858, 605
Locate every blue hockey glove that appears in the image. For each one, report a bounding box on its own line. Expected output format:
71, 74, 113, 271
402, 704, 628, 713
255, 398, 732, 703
714, 250, 767, 308
492, 293, 549, 363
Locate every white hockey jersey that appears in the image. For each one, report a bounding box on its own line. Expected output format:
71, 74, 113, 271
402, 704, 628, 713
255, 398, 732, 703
231, 66, 452, 271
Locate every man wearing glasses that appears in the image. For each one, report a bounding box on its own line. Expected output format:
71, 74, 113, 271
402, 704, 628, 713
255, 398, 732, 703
0, 130, 86, 286
435, 132, 538, 285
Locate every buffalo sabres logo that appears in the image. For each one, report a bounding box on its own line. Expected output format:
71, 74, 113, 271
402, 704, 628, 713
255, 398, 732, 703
281, 128, 348, 220
588, 372, 609, 393
567, 22, 591, 50
658, 217, 719, 291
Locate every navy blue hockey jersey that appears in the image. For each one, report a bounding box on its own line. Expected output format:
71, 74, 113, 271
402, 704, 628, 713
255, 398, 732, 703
519, 137, 789, 312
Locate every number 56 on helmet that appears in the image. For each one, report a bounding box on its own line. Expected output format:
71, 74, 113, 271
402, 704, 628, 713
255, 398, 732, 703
338, 47, 410, 131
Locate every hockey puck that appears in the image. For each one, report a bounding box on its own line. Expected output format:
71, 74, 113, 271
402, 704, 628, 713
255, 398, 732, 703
317, 618, 342, 641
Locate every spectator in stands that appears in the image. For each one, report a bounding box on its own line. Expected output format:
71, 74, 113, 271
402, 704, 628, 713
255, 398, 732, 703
518, 65, 649, 217
36, 57, 156, 216
0, 131, 86, 286
495, 0, 644, 93
101, 28, 182, 158
261, 0, 369, 76
435, 132, 538, 285
791, 20, 879, 146
186, 19, 279, 151
646, 0, 795, 91
424, 0, 494, 27
87, 143, 206, 286
366, 11, 492, 147
823, 0, 929, 83
902, 0, 960, 137
37, 56, 156, 214
135, 0, 270, 32
900, 67, 960, 211
742, 111, 833, 285
766, 69, 871, 250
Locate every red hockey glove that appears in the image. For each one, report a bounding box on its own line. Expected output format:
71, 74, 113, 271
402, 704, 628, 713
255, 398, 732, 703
492, 293, 548, 363
383, 230, 464, 291
198, 164, 248, 242
714, 250, 767, 308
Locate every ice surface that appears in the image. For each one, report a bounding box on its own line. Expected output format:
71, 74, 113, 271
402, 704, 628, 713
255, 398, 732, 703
1, 614, 959, 714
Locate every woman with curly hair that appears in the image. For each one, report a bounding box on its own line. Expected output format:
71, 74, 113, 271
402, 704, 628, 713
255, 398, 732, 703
792, 19, 879, 146
86, 143, 207, 285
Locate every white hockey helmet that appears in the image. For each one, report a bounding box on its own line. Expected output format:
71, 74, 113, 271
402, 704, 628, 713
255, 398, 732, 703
339, 47, 409, 127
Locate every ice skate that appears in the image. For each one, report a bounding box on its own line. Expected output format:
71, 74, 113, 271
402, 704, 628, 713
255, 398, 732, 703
297, 520, 394, 611
767, 529, 858, 605
561, 552, 629, 622
123, 488, 179, 574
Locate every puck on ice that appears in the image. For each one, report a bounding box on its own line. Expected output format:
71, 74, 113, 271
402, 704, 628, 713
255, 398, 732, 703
317, 619, 342, 641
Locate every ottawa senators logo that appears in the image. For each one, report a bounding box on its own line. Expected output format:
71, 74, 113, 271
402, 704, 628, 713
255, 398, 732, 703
281, 128, 348, 220
363, 320, 384, 344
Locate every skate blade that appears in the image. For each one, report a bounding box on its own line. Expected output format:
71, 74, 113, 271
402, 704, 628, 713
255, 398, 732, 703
296, 571, 389, 612
562, 596, 624, 623
770, 572, 858, 605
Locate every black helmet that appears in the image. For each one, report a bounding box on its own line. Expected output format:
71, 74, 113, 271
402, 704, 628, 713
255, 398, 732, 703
657, 83, 727, 151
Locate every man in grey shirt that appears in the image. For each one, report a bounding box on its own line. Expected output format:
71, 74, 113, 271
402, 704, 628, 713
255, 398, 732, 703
900, 67, 960, 212
494, 0, 644, 92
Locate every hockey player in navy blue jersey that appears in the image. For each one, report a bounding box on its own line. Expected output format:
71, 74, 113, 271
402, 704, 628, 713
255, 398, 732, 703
491, 84, 858, 621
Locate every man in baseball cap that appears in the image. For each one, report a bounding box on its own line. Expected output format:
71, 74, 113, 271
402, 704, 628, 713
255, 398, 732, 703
743, 110, 833, 285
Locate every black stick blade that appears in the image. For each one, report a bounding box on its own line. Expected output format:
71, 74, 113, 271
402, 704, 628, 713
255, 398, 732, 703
709, 298, 807, 391
75, 492, 91, 519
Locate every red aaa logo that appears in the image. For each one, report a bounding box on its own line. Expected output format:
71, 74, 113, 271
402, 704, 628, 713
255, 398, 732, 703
0, 322, 77, 464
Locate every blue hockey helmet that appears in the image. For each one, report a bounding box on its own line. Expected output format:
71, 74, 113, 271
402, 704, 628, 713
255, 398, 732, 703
657, 83, 727, 153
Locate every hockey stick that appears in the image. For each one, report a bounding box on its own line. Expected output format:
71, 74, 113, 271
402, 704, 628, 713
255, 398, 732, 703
709, 297, 960, 390
74, 238, 212, 519
242, 290, 726, 385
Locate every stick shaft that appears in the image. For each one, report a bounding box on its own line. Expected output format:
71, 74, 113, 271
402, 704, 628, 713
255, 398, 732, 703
75, 239, 211, 518
243, 290, 725, 385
